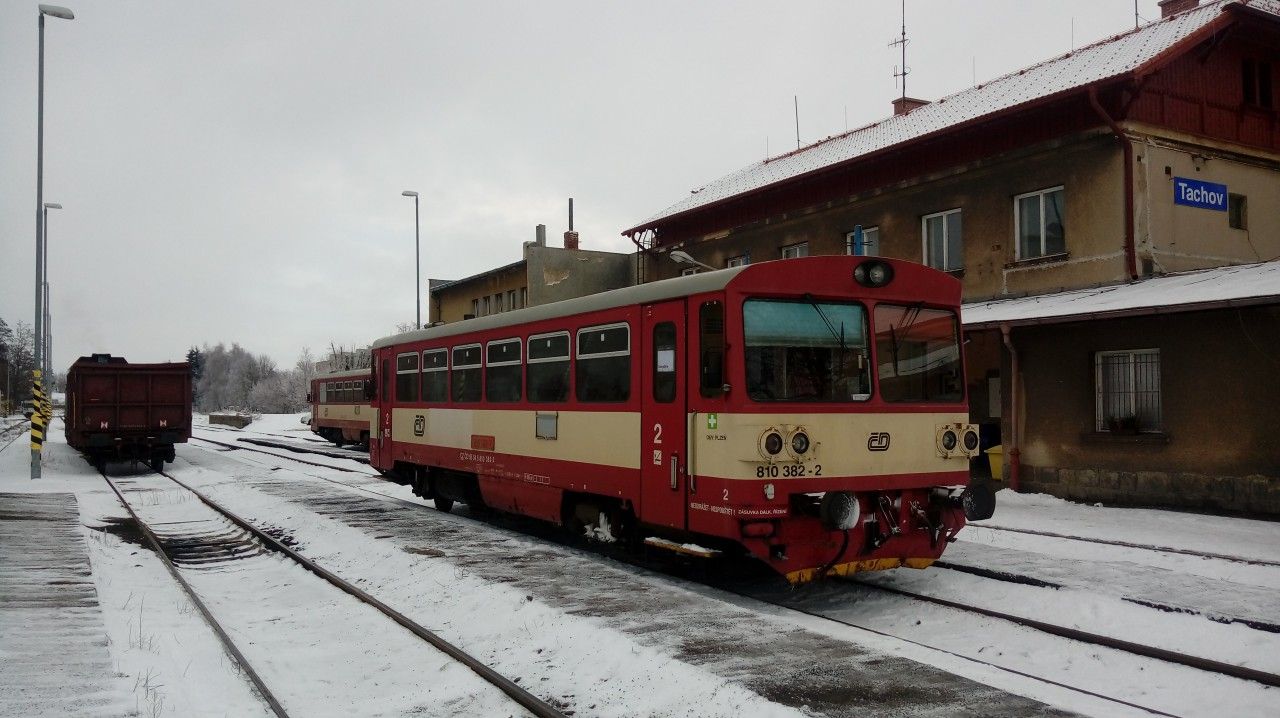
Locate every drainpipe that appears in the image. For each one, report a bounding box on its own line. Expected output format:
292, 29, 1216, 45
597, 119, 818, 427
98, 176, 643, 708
1000, 324, 1021, 492
1089, 86, 1139, 280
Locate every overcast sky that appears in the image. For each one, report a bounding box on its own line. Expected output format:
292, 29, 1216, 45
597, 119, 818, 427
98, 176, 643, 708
1, 0, 1167, 369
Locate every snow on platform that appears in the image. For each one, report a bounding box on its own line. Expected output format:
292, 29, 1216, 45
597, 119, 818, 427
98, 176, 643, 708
0, 493, 132, 718
962, 260, 1280, 328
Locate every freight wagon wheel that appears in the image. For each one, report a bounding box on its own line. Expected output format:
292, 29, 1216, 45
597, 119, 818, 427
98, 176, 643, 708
433, 496, 454, 513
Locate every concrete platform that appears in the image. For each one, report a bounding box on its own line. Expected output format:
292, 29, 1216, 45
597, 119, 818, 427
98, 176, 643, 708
0, 493, 131, 717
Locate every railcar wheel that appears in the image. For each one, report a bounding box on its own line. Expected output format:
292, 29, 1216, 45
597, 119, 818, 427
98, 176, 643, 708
962, 482, 997, 521
433, 496, 454, 513
150, 457, 164, 473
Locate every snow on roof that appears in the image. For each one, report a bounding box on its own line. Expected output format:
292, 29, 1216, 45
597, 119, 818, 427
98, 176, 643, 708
961, 261, 1280, 327
628, 0, 1279, 234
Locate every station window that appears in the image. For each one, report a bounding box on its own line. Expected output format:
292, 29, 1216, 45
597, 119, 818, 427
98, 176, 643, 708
451, 344, 483, 402
576, 324, 630, 402
494, 293, 504, 313
396, 353, 420, 402
727, 255, 749, 268
1229, 194, 1248, 230
1015, 187, 1065, 260
520, 287, 528, 308
527, 331, 570, 403
471, 299, 479, 318
422, 349, 448, 402
922, 208, 963, 271
507, 290, 517, 312
781, 242, 809, 259
485, 339, 522, 402
681, 267, 700, 276
1243, 58, 1274, 108
1096, 349, 1162, 433
846, 226, 879, 256
482, 296, 490, 316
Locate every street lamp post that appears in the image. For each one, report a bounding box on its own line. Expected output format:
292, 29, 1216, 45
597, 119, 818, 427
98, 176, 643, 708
33, 4, 75, 479
43, 202, 62, 379
669, 250, 718, 272
401, 190, 420, 329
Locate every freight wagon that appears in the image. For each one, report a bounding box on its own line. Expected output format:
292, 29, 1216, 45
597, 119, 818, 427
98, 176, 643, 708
65, 354, 192, 471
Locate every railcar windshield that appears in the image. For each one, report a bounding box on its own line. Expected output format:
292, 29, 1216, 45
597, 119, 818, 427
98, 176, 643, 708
743, 299, 871, 402
874, 304, 963, 403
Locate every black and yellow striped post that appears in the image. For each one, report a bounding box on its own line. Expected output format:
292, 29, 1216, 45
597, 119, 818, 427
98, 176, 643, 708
30, 369, 47, 479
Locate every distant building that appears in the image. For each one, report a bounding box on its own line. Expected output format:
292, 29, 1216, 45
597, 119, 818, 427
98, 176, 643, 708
623, 0, 1280, 513
429, 224, 634, 325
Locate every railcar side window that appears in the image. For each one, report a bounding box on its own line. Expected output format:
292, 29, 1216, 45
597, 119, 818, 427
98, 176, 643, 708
396, 353, 419, 402
873, 304, 963, 403
320, 382, 327, 403
451, 345, 482, 403
527, 331, 570, 403
699, 301, 725, 397
345, 381, 355, 403
486, 339, 522, 402
576, 324, 630, 402
743, 299, 871, 402
422, 349, 448, 403
653, 322, 677, 403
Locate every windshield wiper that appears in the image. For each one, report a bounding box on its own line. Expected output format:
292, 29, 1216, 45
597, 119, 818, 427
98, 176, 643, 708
803, 293, 847, 352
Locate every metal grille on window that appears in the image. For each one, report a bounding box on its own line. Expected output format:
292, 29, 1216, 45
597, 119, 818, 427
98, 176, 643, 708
1096, 350, 1161, 432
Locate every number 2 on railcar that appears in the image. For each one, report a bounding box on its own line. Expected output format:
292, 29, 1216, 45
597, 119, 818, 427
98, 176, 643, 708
367, 256, 993, 583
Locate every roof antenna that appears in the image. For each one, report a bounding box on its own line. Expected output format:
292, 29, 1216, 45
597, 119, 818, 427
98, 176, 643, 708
889, 0, 910, 101
794, 95, 800, 149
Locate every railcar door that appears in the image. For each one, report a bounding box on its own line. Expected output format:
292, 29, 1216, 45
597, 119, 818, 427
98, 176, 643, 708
640, 300, 688, 529
371, 353, 392, 470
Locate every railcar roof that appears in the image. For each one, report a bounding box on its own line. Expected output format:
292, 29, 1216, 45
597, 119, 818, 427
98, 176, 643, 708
317, 368, 371, 379
372, 265, 750, 349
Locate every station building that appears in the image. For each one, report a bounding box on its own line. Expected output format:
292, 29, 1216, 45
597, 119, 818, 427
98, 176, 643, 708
622, 0, 1280, 513
428, 224, 633, 325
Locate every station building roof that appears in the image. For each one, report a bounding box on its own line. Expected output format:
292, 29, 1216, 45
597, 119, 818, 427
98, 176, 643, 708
624, 0, 1280, 237
962, 260, 1280, 329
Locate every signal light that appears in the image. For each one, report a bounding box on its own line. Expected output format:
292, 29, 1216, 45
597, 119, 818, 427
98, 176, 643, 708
790, 431, 810, 455
963, 430, 980, 452
854, 260, 894, 288
763, 431, 784, 455
942, 430, 958, 451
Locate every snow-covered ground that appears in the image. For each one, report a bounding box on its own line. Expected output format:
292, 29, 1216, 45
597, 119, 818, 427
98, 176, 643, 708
2, 413, 1277, 717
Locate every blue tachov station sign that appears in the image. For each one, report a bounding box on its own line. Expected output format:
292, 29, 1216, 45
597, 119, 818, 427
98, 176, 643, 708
1173, 177, 1228, 211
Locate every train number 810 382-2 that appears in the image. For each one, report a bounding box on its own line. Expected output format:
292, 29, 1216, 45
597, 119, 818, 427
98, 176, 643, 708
756, 463, 821, 478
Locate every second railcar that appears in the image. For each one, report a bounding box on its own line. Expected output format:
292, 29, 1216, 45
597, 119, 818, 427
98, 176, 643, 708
65, 354, 192, 471
367, 257, 991, 582
308, 368, 373, 446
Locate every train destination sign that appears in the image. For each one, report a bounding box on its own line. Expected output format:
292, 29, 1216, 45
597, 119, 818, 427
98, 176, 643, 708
1173, 177, 1228, 211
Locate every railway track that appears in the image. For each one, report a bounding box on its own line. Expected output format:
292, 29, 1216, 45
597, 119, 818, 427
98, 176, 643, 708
183, 433, 1280, 712
99, 465, 566, 718
0, 418, 32, 453
973, 523, 1280, 568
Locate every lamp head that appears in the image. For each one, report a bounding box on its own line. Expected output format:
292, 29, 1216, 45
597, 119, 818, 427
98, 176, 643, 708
39, 5, 75, 19
669, 250, 696, 265
44, 203, 63, 210
401, 190, 418, 198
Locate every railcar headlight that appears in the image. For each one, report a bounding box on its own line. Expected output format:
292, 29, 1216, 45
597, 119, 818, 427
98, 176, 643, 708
763, 431, 784, 456
854, 260, 894, 288
790, 431, 810, 455
820, 492, 860, 530
942, 430, 958, 451
963, 429, 980, 453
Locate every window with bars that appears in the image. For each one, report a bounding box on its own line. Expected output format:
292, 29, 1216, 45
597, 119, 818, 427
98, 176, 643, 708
1095, 349, 1162, 433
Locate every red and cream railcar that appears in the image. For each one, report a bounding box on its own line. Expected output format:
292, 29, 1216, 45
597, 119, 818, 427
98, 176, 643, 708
308, 368, 373, 446
369, 256, 991, 582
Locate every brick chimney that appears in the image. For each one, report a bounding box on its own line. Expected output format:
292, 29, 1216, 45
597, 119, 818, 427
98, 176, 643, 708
1158, 0, 1198, 18
563, 197, 579, 250
892, 96, 930, 116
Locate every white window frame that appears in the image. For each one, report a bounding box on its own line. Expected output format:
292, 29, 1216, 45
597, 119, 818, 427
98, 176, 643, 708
422, 348, 448, 373
727, 254, 749, 268
680, 267, 700, 276
470, 299, 479, 317
482, 296, 490, 315
846, 226, 879, 256
781, 242, 809, 260
1014, 186, 1065, 260
507, 289, 517, 311
921, 208, 962, 271
520, 287, 528, 308
485, 338, 522, 367
1094, 349, 1161, 432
